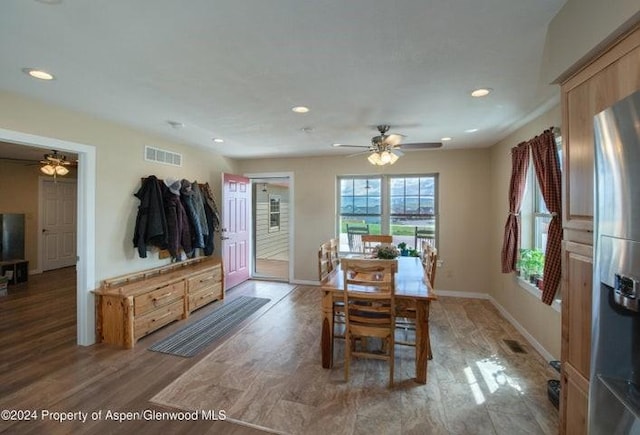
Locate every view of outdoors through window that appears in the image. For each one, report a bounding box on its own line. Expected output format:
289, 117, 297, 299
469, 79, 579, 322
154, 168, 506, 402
338, 175, 437, 253
519, 140, 561, 286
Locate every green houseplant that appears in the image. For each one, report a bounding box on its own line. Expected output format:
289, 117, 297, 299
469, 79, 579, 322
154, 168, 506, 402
374, 245, 400, 259
517, 248, 545, 283
397, 242, 408, 256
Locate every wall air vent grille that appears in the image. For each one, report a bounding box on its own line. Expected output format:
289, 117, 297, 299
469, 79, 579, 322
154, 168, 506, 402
144, 146, 182, 167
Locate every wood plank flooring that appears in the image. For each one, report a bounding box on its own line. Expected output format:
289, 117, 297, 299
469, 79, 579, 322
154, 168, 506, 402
0, 268, 559, 434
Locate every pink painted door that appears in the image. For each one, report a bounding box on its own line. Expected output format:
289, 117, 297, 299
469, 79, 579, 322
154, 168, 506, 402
221, 173, 250, 290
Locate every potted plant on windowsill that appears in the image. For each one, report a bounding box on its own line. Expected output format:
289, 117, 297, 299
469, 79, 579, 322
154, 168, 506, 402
517, 248, 545, 286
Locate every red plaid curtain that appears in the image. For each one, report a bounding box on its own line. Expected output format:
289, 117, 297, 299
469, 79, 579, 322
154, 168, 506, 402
531, 130, 563, 305
501, 142, 530, 273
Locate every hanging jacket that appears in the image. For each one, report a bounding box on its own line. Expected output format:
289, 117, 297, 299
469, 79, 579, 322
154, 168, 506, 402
202, 182, 221, 232
133, 175, 168, 258
161, 182, 193, 259
191, 181, 209, 237
180, 179, 205, 249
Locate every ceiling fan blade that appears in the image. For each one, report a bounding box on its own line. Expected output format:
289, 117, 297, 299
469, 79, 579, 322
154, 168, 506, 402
384, 134, 405, 146
332, 144, 370, 148
346, 150, 370, 158
399, 142, 443, 150
390, 148, 404, 157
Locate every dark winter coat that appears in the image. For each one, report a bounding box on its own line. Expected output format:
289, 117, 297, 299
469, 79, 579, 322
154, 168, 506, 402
133, 176, 168, 258
161, 182, 193, 259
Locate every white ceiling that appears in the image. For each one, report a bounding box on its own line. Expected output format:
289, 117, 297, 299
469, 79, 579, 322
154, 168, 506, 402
0, 0, 565, 160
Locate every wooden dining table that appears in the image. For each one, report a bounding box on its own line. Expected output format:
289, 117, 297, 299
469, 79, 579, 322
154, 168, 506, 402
320, 256, 438, 384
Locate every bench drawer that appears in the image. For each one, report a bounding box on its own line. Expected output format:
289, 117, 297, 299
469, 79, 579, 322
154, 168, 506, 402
134, 299, 184, 339
189, 283, 223, 312
134, 281, 185, 316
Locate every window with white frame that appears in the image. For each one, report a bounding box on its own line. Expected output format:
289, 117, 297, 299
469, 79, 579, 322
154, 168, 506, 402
337, 174, 438, 253
269, 195, 281, 232
518, 135, 562, 289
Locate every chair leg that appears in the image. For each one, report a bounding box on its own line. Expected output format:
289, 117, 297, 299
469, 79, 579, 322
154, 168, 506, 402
389, 336, 394, 387
344, 333, 350, 382
426, 324, 433, 360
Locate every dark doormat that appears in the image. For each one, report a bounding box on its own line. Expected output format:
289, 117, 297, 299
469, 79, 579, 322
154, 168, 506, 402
149, 296, 270, 357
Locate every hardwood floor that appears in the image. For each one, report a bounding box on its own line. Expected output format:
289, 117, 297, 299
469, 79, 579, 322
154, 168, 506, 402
254, 259, 289, 280
0, 269, 559, 434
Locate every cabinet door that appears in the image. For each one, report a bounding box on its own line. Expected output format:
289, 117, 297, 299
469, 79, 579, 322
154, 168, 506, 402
562, 242, 593, 379
562, 363, 589, 435
562, 32, 640, 237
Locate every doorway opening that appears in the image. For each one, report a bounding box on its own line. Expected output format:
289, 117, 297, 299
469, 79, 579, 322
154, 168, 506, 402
0, 128, 96, 346
249, 175, 292, 282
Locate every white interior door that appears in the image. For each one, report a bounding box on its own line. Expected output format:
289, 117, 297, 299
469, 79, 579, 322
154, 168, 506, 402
222, 173, 251, 290
41, 178, 77, 271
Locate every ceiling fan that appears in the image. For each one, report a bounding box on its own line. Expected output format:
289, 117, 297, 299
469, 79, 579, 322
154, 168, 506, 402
39, 150, 75, 178
332, 125, 442, 165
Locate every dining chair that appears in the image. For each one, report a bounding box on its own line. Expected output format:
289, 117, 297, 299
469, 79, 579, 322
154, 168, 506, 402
396, 241, 437, 359
346, 224, 369, 253
342, 258, 396, 387
361, 234, 393, 256
318, 238, 340, 281
318, 239, 345, 338
415, 227, 435, 252
421, 241, 438, 288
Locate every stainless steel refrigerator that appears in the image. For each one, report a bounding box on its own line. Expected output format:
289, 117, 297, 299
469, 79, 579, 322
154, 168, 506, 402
591, 90, 640, 433
0, 213, 25, 261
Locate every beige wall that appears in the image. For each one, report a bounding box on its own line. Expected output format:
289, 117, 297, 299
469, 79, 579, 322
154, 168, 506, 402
542, 0, 640, 83
238, 148, 493, 292
0, 161, 49, 269
0, 90, 238, 282
489, 104, 562, 359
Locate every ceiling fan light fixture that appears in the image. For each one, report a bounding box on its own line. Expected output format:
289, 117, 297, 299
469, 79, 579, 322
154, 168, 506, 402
368, 153, 382, 165
55, 165, 69, 175
380, 151, 392, 164
40, 164, 55, 175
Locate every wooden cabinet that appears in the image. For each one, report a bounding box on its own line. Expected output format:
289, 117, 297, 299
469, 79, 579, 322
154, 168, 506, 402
559, 24, 640, 434
563, 363, 590, 435
187, 266, 224, 312
95, 257, 223, 348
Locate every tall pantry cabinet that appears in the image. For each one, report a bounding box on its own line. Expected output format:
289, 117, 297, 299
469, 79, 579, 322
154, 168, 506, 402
559, 25, 640, 434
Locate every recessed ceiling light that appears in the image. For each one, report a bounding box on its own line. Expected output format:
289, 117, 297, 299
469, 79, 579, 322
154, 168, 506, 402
301, 127, 314, 133
471, 88, 492, 97
35, 0, 63, 4
441, 137, 452, 141
291, 106, 309, 114
212, 138, 224, 143
464, 128, 479, 133
22, 68, 55, 80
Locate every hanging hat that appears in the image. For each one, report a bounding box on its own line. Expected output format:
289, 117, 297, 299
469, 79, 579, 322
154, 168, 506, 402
164, 177, 181, 195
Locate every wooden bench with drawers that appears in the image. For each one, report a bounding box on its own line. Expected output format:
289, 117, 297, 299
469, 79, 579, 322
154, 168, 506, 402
94, 257, 223, 348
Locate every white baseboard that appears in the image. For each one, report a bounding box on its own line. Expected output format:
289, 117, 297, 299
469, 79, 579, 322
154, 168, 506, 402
435, 289, 490, 299
436, 289, 556, 362
488, 295, 556, 362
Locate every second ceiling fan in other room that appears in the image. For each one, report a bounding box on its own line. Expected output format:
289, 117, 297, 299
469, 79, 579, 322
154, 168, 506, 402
332, 125, 442, 165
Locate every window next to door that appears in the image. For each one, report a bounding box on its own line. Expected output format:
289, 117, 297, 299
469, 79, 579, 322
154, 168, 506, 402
337, 174, 439, 253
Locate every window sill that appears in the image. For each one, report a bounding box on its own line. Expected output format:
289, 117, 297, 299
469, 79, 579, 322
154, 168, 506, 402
514, 275, 561, 313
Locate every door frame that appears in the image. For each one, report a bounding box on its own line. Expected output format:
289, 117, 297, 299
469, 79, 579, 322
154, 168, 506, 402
244, 172, 294, 283
38, 177, 78, 273
0, 128, 96, 346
